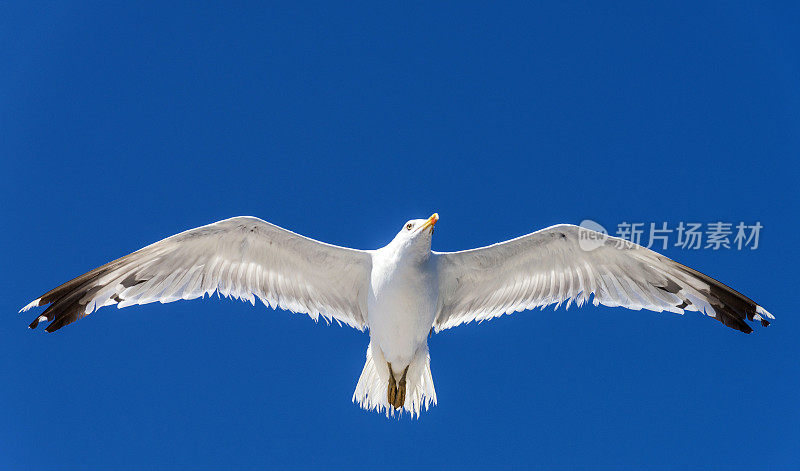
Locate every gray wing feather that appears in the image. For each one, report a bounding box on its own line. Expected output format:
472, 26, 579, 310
21, 217, 372, 332
434, 224, 772, 334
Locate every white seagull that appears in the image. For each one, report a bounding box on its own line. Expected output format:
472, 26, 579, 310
21, 214, 773, 417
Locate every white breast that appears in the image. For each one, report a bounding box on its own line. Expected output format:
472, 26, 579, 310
367, 250, 438, 370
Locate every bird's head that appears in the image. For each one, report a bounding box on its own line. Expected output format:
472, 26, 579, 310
387, 213, 439, 255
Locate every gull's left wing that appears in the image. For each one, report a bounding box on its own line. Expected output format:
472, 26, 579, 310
433, 224, 772, 334
21, 217, 372, 332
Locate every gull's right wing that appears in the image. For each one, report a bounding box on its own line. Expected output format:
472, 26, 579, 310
21, 217, 372, 332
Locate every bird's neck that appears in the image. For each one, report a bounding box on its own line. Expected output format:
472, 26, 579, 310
382, 242, 431, 266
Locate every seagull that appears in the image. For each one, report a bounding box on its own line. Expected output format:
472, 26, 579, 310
20, 214, 773, 417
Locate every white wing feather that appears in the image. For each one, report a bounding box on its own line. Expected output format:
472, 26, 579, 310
434, 224, 772, 333
21, 217, 372, 332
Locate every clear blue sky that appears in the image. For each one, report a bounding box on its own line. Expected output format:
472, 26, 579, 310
2, 2, 798, 469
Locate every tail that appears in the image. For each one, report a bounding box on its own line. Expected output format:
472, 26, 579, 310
353, 342, 437, 418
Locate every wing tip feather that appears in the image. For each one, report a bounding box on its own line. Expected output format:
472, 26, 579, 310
20, 298, 42, 313
28, 315, 46, 329
756, 305, 774, 320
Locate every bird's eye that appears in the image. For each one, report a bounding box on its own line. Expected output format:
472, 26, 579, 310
406, 223, 413, 230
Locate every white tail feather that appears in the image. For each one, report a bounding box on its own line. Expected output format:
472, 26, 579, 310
353, 342, 437, 418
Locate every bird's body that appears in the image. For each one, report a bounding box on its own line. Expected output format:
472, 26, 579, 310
20, 213, 773, 417
364, 225, 439, 410
369, 232, 437, 371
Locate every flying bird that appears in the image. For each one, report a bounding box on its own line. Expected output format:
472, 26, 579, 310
20, 214, 773, 416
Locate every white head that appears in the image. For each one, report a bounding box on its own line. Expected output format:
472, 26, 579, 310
386, 213, 439, 255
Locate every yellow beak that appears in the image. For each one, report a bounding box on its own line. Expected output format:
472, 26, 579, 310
419, 213, 439, 232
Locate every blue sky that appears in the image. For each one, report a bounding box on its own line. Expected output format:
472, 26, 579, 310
2, 2, 798, 469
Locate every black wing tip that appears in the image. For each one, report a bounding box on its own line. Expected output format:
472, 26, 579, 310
666, 263, 773, 334
23, 293, 92, 333
25, 310, 79, 333
709, 300, 774, 335
26, 310, 60, 332
44, 321, 65, 333
710, 298, 773, 335
725, 316, 754, 334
